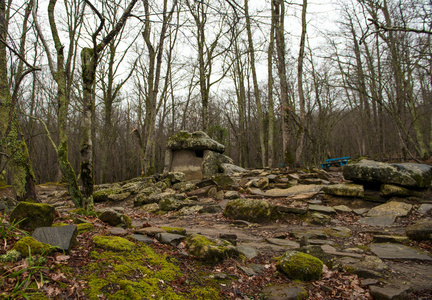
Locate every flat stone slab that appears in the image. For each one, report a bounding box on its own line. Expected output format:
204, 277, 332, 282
265, 238, 299, 249
417, 204, 432, 215
156, 232, 186, 246
262, 284, 307, 300
32, 225, 77, 253
369, 285, 410, 300
236, 245, 260, 259
367, 201, 412, 217
108, 227, 127, 235
308, 204, 336, 214
129, 234, 154, 244
264, 185, 322, 198
370, 243, 432, 261
134, 227, 166, 237
358, 216, 396, 226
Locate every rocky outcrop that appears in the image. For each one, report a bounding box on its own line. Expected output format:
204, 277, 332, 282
343, 159, 432, 188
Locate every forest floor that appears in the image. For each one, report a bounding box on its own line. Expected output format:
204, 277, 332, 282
1, 167, 432, 299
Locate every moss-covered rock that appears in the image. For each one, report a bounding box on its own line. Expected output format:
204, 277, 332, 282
406, 220, 432, 241
12, 236, 53, 257
92, 186, 123, 202
92, 235, 135, 251
52, 222, 68, 227
322, 183, 364, 198
10, 202, 56, 231
167, 131, 225, 153
77, 223, 95, 234
379, 184, 420, 198
276, 251, 323, 281
186, 234, 240, 264
223, 198, 279, 223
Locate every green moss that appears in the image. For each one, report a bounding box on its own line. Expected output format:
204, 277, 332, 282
92, 235, 135, 251
83, 244, 222, 299
77, 223, 94, 234
1, 249, 21, 262
52, 222, 68, 227
122, 214, 132, 228
161, 226, 186, 235
276, 251, 323, 281
12, 236, 53, 257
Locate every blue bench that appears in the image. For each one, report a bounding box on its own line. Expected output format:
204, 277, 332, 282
321, 156, 350, 169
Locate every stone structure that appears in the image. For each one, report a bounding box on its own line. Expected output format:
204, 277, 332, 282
163, 131, 234, 180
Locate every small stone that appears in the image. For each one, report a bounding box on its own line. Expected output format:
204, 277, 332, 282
265, 238, 300, 249
262, 284, 308, 300
276, 251, 323, 281
417, 204, 432, 215
220, 233, 237, 246
238, 265, 255, 277
224, 191, 239, 199
367, 201, 412, 217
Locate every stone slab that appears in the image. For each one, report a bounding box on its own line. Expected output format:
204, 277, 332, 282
264, 185, 322, 198
358, 216, 396, 227
32, 225, 77, 253
370, 243, 432, 261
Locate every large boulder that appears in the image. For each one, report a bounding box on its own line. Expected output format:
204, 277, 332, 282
223, 199, 279, 223
166, 131, 225, 153
276, 251, 323, 281
343, 159, 432, 188
10, 202, 56, 231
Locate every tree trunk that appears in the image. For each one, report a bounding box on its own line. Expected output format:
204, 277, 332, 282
295, 0, 307, 165
0, 0, 38, 202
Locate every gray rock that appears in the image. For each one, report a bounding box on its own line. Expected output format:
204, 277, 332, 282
417, 204, 432, 215
405, 219, 432, 241
310, 212, 331, 225
166, 131, 225, 153
108, 227, 127, 235
220, 163, 246, 175
236, 245, 259, 259
134, 227, 166, 237
129, 234, 154, 244
98, 210, 123, 226
156, 232, 186, 246
333, 205, 352, 213
369, 285, 410, 300
343, 159, 432, 188
238, 265, 255, 277
367, 201, 412, 217
224, 191, 239, 199
93, 186, 123, 202
212, 173, 236, 190
199, 205, 223, 214
223, 199, 279, 223
370, 243, 432, 261
358, 216, 396, 226
246, 187, 264, 196
308, 204, 336, 215
32, 225, 77, 253
323, 184, 364, 198
380, 184, 420, 198
265, 185, 322, 198
262, 284, 308, 300
265, 238, 300, 249
108, 192, 131, 202
276, 206, 308, 215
